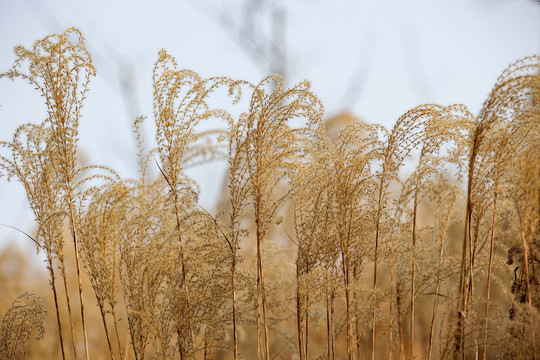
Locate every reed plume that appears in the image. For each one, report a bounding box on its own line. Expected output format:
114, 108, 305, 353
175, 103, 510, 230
0, 293, 47, 360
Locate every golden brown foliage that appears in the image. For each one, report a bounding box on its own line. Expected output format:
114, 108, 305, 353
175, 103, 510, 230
0, 293, 47, 360
0, 28, 538, 360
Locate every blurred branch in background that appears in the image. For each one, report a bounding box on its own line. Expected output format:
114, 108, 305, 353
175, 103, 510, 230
400, 23, 436, 101
190, 0, 379, 113
190, 0, 288, 79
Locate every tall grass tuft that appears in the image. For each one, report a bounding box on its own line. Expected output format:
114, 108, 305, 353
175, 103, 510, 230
0, 28, 538, 360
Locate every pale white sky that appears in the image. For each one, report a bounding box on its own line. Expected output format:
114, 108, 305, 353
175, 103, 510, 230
0, 0, 539, 250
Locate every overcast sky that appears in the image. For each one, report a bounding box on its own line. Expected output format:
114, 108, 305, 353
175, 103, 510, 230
0, 0, 539, 250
